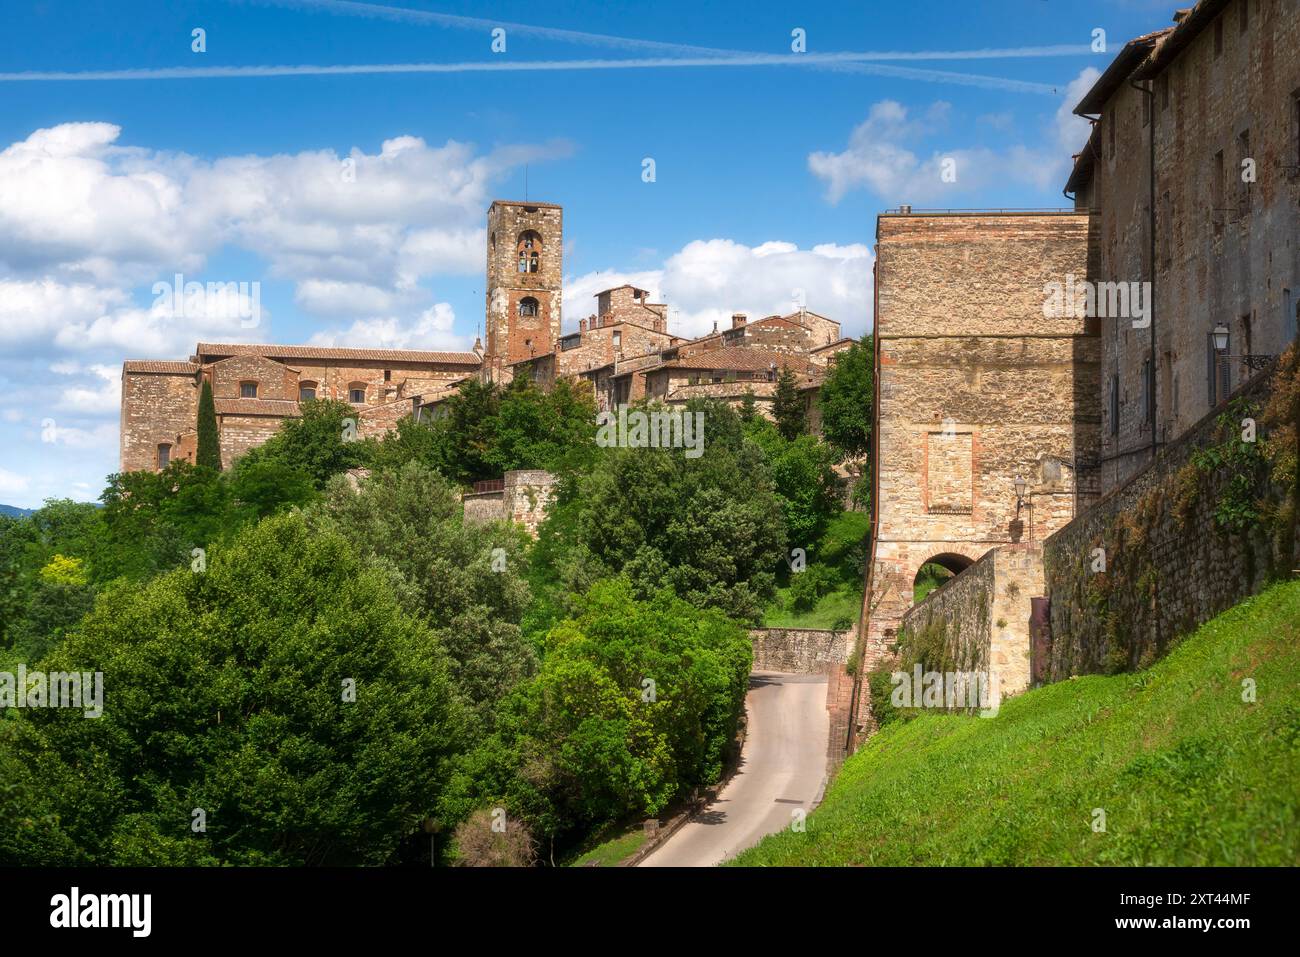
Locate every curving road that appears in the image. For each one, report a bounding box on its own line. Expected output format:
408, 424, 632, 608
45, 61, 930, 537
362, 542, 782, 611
639, 671, 829, 867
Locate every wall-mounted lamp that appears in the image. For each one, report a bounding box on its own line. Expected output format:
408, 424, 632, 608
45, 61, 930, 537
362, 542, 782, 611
1014, 474, 1027, 512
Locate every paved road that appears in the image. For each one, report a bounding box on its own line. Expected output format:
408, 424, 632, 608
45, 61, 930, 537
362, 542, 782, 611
639, 671, 829, 867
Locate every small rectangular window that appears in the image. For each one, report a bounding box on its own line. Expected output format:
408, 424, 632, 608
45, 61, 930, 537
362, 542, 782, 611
1211, 150, 1225, 235
299, 385, 316, 402
350, 388, 365, 404
1109, 375, 1119, 436
240, 381, 257, 398
158, 444, 171, 469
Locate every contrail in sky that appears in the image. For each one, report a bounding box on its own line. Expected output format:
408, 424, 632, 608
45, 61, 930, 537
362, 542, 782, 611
0, 53, 1062, 94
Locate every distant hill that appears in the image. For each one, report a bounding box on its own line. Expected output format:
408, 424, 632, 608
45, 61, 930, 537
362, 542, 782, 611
0, 504, 33, 518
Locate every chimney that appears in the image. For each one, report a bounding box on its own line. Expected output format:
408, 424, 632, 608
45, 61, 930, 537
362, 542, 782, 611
899, 204, 912, 215
731, 313, 748, 329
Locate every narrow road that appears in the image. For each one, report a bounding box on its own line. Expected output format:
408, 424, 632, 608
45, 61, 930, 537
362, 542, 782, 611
638, 671, 829, 867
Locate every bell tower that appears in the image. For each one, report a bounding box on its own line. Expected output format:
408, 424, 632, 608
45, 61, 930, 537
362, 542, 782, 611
485, 200, 563, 382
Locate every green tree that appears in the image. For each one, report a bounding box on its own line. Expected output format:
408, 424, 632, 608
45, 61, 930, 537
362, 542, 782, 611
236, 398, 368, 488
548, 399, 786, 622
818, 338, 873, 459
772, 367, 806, 440
316, 462, 536, 732
3, 512, 465, 865
196, 378, 222, 471
443, 578, 751, 848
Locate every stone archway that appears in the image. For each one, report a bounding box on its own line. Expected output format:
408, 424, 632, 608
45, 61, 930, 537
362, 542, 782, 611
911, 551, 976, 604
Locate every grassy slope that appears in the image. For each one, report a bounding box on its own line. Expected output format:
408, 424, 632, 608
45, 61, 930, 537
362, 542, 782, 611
735, 579, 1300, 866
763, 511, 869, 629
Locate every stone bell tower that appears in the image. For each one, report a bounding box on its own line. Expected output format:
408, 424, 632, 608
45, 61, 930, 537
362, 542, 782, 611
484, 200, 563, 382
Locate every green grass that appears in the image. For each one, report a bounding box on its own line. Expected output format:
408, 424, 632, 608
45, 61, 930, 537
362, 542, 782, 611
565, 826, 647, 867
763, 510, 869, 629
734, 579, 1300, 866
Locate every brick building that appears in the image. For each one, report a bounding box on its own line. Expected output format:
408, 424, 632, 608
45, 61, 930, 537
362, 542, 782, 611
122, 198, 856, 472
1066, 0, 1300, 492
860, 211, 1101, 673
120, 343, 481, 472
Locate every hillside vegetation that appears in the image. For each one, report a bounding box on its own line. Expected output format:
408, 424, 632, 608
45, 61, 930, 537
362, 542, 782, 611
735, 579, 1300, 866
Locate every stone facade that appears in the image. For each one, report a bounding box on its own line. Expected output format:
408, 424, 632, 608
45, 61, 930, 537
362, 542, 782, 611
861, 212, 1101, 675
460, 469, 557, 539
748, 627, 852, 674
1041, 362, 1297, 679
120, 344, 480, 473
1069, 0, 1300, 493
485, 200, 563, 382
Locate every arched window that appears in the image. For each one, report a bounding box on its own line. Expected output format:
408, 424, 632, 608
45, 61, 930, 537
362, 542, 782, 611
518, 297, 539, 318
348, 383, 367, 405
299, 381, 317, 402
517, 230, 541, 273
239, 380, 258, 398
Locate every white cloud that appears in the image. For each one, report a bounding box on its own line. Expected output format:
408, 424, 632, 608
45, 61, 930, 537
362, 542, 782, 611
307, 302, 469, 352
565, 239, 874, 340
55, 363, 121, 415
809, 69, 1101, 205
0, 467, 30, 496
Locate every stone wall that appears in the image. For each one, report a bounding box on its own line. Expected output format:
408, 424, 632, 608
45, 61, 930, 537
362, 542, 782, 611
460, 470, 557, 539
1042, 363, 1298, 679
897, 542, 1045, 701
863, 212, 1099, 674
119, 364, 199, 473
748, 627, 851, 674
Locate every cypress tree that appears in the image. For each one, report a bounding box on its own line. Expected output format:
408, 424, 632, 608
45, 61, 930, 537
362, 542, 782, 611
773, 367, 806, 440
196, 378, 222, 470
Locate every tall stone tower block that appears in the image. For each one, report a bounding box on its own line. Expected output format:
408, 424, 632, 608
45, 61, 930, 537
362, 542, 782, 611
485, 200, 563, 379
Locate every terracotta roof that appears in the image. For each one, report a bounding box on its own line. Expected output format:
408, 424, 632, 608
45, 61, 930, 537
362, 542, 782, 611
811, 337, 857, 353
749, 316, 804, 331
214, 398, 302, 417
122, 360, 199, 374
659, 347, 814, 373
195, 343, 482, 365
1073, 27, 1173, 115
1134, 1, 1231, 80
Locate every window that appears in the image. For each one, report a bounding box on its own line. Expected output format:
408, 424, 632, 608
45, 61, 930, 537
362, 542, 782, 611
516, 231, 541, 273
157, 443, 171, 470
517, 296, 539, 318
349, 386, 366, 404
1237, 129, 1251, 212
299, 382, 317, 402
1160, 190, 1172, 266
1214, 17, 1223, 56
1109, 375, 1119, 436
1211, 150, 1225, 235
384, 369, 391, 382
1140, 359, 1153, 425
612, 331, 622, 350
240, 381, 257, 398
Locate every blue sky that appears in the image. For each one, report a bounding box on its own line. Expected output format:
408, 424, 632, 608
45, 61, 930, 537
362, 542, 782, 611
0, 0, 1178, 506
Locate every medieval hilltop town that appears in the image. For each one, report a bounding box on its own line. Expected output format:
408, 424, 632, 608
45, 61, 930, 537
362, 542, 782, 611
119, 0, 1298, 751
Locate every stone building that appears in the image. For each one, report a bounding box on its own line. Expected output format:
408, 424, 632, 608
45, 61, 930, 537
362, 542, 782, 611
484, 200, 564, 381
1066, 0, 1300, 492
860, 211, 1101, 680
120, 343, 481, 472
123, 197, 855, 473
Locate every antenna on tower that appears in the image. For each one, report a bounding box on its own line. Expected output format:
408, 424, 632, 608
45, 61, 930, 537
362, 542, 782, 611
525, 164, 529, 202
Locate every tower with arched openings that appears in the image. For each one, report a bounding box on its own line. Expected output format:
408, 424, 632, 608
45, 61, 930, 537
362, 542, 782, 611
485, 200, 564, 381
